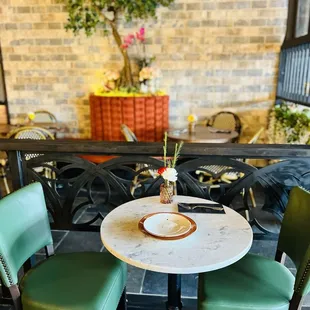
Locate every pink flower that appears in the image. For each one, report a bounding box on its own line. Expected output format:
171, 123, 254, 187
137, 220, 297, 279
136, 27, 145, 42
124, 34, 134, 45
121, 43, 129, 49
136, 33, 145, 42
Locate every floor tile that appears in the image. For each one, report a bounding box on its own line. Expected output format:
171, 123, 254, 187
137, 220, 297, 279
55, 231, 103, 253
142, 271, 167, 295
52, 230, 68, 245
75, 210, 105, 226
142, 271, 197, 297
284, 255, 295, 269
127, 265, 145, 294
127, 294, 197, 310
181, 274, 198, 297
37, 230, 68, 254
249, 239, 277, 258
289, 268, 297, 276
304, 293, 310, 306
252, 226, 279, 240
34, 254, 46, 264
249, 239, 295, 268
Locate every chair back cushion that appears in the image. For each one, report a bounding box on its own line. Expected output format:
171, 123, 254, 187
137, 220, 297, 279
15, 129, 46, 140
209, 112, 242, 134
278, 186, 310, 296
0, 183, 52, 287
7, 126, 55, 141
121, 124, 138, 142
32, 110, 57, 123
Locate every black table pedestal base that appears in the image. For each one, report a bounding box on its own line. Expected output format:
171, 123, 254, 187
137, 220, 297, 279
166, 274, 182, 310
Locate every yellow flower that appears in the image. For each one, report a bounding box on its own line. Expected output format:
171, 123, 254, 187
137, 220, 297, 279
187, 114, 197, 123
28, 112, 36, 121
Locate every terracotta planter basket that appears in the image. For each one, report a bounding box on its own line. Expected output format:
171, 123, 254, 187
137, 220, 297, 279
89, 94, 169, 142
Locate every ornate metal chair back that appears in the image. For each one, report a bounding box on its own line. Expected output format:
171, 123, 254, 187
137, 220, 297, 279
27, 110, 57, 123
208, 111, 242, 137
7, 127, 55, 178
120, 124, 138, 142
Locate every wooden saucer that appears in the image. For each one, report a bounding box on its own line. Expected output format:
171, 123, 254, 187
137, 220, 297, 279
138, 212, 197, 240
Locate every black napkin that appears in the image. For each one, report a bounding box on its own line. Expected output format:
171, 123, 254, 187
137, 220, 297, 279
178, 203, 225, 214
207, 127, 232, 134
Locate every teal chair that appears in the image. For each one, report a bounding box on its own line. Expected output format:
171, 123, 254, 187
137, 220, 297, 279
198, 186, 310, 310
0, 183, 127, 310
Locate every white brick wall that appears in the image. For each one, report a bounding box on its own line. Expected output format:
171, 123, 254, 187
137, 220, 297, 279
1, 0, 288, 139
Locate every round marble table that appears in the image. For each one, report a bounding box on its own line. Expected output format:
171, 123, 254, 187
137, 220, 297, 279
100, 196, 253, 309
167, 126, 239, 143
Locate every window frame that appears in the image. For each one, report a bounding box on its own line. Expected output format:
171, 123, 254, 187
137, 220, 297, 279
282, 0, 310, 48
0, 43, 10, 124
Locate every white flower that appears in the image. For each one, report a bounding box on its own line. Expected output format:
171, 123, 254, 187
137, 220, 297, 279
140, 84, 148, 93
161, 168, 178, 182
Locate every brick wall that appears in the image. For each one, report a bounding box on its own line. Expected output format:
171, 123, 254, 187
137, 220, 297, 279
0, 106, 8, 124
1, 0, 288, 139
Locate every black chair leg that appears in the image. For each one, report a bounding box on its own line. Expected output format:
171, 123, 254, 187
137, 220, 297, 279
9, 285, 22, 310
117, 288, 127, 310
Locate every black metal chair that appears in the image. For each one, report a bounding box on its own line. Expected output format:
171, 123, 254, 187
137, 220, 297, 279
7, 126, 56, 180
0, 152, 10, 196
196, 128, 265, 214
26, 110, 57, 123
120, 124, 158, 195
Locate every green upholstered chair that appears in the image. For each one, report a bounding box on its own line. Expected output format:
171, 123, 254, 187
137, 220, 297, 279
198, 186, 310, 310
0, 183, 127, 310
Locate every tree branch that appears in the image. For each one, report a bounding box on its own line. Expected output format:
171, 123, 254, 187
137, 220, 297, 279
93, 4, 133, 87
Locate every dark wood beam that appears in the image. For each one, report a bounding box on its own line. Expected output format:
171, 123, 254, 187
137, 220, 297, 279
0, 139, 310, 159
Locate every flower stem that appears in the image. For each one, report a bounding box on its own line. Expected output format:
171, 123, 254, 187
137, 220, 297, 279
163, 132, 167, 167
172, 141, 184, 168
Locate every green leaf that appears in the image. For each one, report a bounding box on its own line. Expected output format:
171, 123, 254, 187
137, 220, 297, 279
61, 0, 175, 35
274, 102, 310, 143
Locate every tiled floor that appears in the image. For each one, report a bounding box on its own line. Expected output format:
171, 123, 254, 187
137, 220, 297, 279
1, 229, 309, 310
0, 185, 309, 309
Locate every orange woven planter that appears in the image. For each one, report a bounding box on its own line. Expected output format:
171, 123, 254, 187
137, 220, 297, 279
89, 94, 169, 142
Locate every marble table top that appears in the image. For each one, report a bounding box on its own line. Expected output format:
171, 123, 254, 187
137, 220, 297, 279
100, 196, 253, 274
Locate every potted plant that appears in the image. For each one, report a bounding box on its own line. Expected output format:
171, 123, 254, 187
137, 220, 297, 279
62, 0, 174, 142
268, 102, 310, 144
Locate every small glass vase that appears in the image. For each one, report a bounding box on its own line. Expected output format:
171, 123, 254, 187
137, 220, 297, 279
160, 182, 174, 204
188, 122, 196, 134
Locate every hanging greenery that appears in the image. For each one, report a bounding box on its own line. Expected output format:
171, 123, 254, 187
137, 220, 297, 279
268, 102, 310, 144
